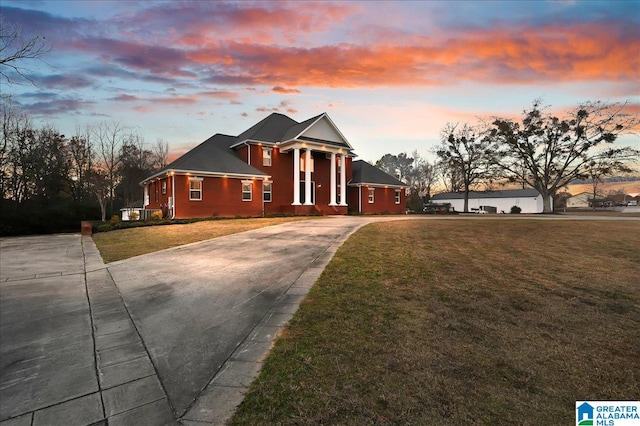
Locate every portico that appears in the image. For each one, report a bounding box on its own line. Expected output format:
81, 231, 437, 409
287, 145, 349, 208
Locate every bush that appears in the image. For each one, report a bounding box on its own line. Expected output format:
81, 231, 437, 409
151, 210, 163, 221
110, 215, 121, 225
510, 205, 522, 214
129, 211, 139, 221
97, 224, 113, 232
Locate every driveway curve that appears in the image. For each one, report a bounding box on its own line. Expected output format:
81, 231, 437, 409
107, 216, 370, 423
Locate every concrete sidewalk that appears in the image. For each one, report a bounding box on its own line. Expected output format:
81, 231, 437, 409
0, 217, 370, 425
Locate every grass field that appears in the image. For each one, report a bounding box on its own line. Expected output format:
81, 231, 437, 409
91, 216, 319, 262
230, 220, 640, 425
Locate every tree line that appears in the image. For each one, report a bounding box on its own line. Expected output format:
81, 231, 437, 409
375, 99, 639, 213
1, 96, 168, 235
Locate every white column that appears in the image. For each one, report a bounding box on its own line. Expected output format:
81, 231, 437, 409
292, 148, 301, 205
329, 152, 337, 206
339, 154, 347, 206
304, 149, 312, 205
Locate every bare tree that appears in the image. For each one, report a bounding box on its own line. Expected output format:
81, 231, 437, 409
0, 17, 49, 85
68, 125, 94, 201
92, 121, 126, 217
436, 123, 497, 212
117, 131, 154, 206
490, 99, 640, 213
585, 150, 638, 209
1, 96, 33, 201
151, 138, 169, 170
405, 150, 438, 199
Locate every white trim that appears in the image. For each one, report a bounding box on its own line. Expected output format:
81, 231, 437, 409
142, 169, 269, 184
286, 113, 354, 150
339, 154, 347, 206
262, 146, 272, 166
304, 149, 312, 205
292, 148, 301, 205
347, 181, 407, 189
329, 152, 337, 206
229, 139, 277, 149
241, 180, 252, 201
395, 189, 401, 204
263, 180, 272, 203
189, 179, 202, 201
368, 187, 375, 204
171, 174, 176, 219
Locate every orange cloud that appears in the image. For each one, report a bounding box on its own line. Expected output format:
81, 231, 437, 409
183, 21, 637, 89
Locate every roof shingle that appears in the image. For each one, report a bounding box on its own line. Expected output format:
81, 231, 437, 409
349, 160, 408, 187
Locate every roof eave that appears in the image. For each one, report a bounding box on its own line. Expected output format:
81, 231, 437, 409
347, 181, 409, 188
140, 169, 269, 185
229, 139, 278, 149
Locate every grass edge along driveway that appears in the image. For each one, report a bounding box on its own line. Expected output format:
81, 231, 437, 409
230, 220, 639, 425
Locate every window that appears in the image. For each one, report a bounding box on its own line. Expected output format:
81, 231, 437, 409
337, 184, 341, 204
242, 180, 252, 201
368, 188, 375, 204
189, 178, 202, 201
162, 181, 167, 194
263, 181, 272, 202
395, 189, 401, 204
262, 147, 272, 166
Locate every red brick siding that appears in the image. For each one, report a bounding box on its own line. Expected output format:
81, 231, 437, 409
348, 185, 405, 214
172, 175, 262, 218
246, 144, 295, 215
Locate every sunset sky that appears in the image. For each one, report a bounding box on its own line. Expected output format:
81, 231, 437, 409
3, 0, 639, 163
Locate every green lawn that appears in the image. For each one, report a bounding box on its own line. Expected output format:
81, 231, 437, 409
230, 220, 640, 425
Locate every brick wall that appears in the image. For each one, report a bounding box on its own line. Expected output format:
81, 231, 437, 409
348, 185, 405, 214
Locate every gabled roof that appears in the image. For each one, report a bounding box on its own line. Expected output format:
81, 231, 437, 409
432, 189, 541, 200
233, 112, 352, 149
235, 113, 298, 144
142, 112, 354, 184
142, 134, 267, 183
349, 160, 408, 187
281, 113, 324, 141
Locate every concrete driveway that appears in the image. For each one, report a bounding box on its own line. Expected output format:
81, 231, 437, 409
0, 217, 371, 425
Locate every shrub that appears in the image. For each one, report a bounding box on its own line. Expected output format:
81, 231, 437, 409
97, 224, 113, 232
151, 210, 163, 220
129, 211, 139, 221
110, 215, 121, 225
510, 205, 522, 214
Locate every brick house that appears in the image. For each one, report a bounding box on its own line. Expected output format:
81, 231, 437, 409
141, 112, 407, 218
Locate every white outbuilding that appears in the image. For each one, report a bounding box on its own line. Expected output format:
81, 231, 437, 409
431, 189, 551, 214
566, 192, 592, 208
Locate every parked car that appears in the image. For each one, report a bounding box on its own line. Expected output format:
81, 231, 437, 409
628, 200, 638, 206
